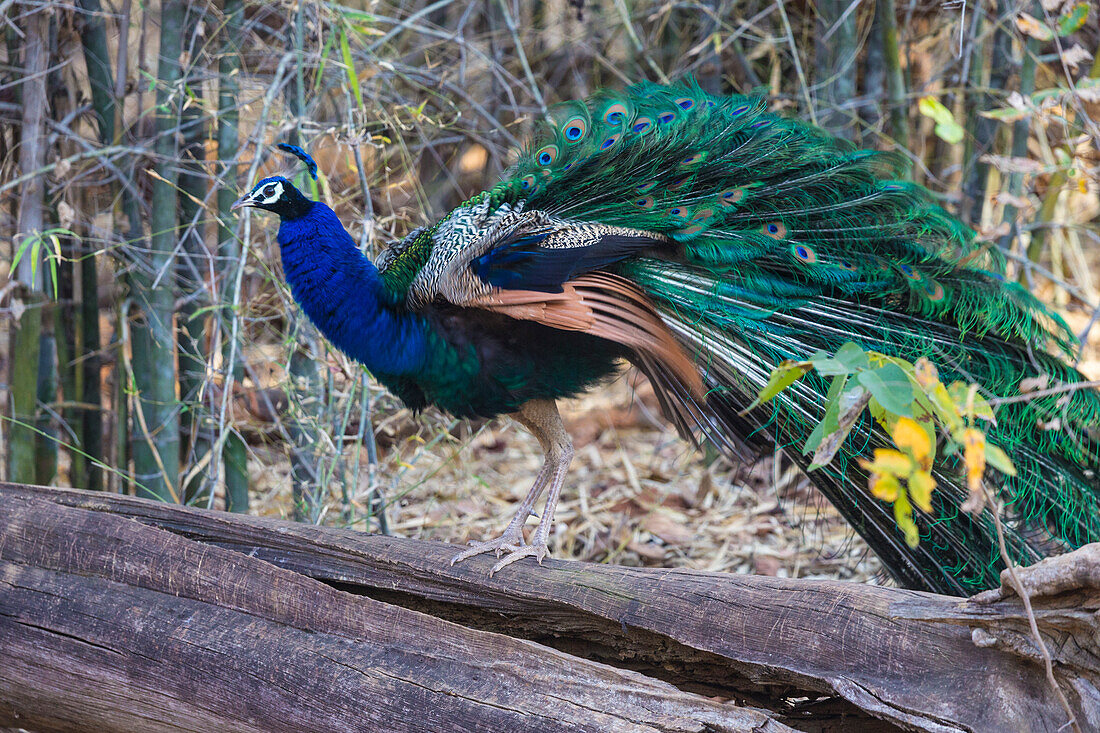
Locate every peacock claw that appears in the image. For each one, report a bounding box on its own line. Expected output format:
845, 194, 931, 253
489, 543, 550, 576
449, 532, 552, 575
449, 531, 524, 566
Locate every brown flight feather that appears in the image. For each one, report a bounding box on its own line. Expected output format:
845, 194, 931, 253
469, 271, 704, 400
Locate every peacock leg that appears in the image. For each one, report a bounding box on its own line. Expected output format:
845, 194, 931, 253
449, 399, 574, 575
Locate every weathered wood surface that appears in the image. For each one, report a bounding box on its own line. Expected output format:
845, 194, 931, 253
2, 483, 1091, 732
0, 489, 788, 733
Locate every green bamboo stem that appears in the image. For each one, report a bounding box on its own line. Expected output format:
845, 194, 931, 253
9, 301, 43, 483
47, 15, 76, 488
218, 0, 248, 513
74, 0, 117, 492
1001, 11, 1041, 259
57, 242, 81, 484
816, 0, 858, 139
177, 83, 211, 505
79, 192, 103, 492
131, 0, 185, 501
34, 304, 58, 486
8, 5, 49, 484
286, 0, 322, 522
963, 6, 1013, 226
878, 0, 908, 151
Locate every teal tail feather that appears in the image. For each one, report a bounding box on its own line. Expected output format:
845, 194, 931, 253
497, 78, 1100, 594
626, 257, 1100, 594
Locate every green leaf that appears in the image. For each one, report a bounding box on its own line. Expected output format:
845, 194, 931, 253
834, 342, 870, 371
933, 121, 964, 145
809, 385, 871, 470
10, 234, 33, 275
313, 34, 336, 90
339, 25, 364, 109
978, 106, 1031, 123
811, 358, 848, 376
868, 396, 888, 428
857, 364, 914, 417
1057, 3, 1088, 36
806, 375, 848, 456
746, 360, 812, 411
918, 96, 964, 144
1016, 12, 1054, 41
985, 443, 1017, 477
947, 381, 995, 422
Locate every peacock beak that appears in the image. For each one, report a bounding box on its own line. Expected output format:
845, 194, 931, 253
230, 193, 255, 211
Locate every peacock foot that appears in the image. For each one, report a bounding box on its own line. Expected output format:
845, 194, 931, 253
449, 529, 551, 576
449, 399, 570, 576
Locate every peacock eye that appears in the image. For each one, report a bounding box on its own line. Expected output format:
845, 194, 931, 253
262, 184, 277, 197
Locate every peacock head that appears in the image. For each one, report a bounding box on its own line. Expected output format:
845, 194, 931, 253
231, 176, 314, 220
232, 143, 320, 221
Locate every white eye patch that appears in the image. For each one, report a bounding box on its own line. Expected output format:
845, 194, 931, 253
254, 180, 284, 205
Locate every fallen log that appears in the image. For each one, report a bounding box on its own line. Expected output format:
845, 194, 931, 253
0, 488, 786, 733
2, 483, 1095, 732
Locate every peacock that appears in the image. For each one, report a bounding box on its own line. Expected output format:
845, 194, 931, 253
233, 80, 1100, 596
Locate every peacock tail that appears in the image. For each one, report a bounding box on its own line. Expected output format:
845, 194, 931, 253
375, 79, 1100, 595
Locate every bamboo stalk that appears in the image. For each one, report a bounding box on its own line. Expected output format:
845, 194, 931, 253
47, 13, 74, 488
1001, 8, 1041, 261
34, 303, 57, 486
9, 302, 42, 483
8, 2, 50, 484
286, 0, 322, 522
57, 226, 81, 485
878, 0, 908, 151
78, 198, 103, 492
72, 1, 110, 489
816, 0, 858, 139
962, 6, 1013, 226
217, 0, 248, 513
177, 72, 211, 504
131, 0, 185, 500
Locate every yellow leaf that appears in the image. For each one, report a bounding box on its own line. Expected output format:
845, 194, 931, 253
893, 416, 932, 466
909, 470, 935, 513
1016, 12, 1054, 41
869, 472, 902, 502
917, 97, 964, 144
867, 448, 912, 476
963, 428, 986, 492
893, 493, 920, 548
913, 357, 939, 388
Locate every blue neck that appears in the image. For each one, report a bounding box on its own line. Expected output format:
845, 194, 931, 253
277, 202, 427, 375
